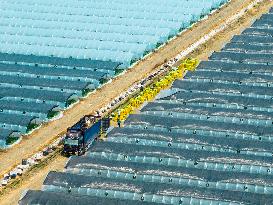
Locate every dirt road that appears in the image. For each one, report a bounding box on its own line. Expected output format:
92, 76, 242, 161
0, 0, 272, 183
0, 154, 67, 205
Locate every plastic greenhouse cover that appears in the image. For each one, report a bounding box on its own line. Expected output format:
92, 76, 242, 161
0, 112, 36, 126
0, 42, 137, 65
142, 110, 272, 128
0, 63, 111, 81
0, 8, 166, 22
141, 101, 273, 121
0, 128, 11, 140
186, 70, 273, 84
1, 0, 223, 14
159, 90, 273, 110
0, 75, 89, 91
197, 60, 273, 73
0, 66, 111, 84
91, 138, 273, 169
187, 68, 273, 80
243, 28, 273, 36
0, 18, 172, 38
209, 52, 273, 63
0, 99, 54, 114
18, 9, 273, 204
0, 140, 6, 148
125, 113, 273, 137
0, 9, 189, 28
0, 15, 174, 34
5, 0, 226, 6
252, 22, 273, 30
103, 126, 273, 151
0, 36, 152, 62
65, 155, 273, 192
0, 87, 73, 102
63, 167, 273, 201
253, 21, 273, 28
231, 35, 273, 44
0, 0, 229, 64
1, 0, 217, 10
223, 43, 273, 53
0, 36, 135, 57
0, 25, 161, 45
0, 6, 200, 23
43, 171, 262, 204
0, 53, 120, 70
171, 80, 273, 97
259, 14, 273, 22
104, 135, 272, 161
0, 34, 150, 55
66, 154, 273, 182
256, 17, 273, 24
99, 124, 272, 153
224, 42, 273, 50
64, 152, 273, 202
19, 190, 158, 205
7, 69, 100, 82
84, 153, 271, 185
123, 114, 273, 144
1, 17, 170, 36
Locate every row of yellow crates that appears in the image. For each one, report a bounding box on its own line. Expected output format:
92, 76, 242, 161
112, 58, 199, 122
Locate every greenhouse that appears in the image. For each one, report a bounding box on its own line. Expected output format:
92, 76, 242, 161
20, 10, 273, 204
0, 0, 228, 66
19, 190, 157, 205
0, 0, 229, 148
0, 53, 120, 148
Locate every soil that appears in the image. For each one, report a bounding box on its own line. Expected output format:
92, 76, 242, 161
0, 152, 67, 205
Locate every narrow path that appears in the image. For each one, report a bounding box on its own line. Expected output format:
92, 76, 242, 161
1, 154, 67, 205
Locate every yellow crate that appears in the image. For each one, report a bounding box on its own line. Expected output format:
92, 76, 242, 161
112, 58, 199, 123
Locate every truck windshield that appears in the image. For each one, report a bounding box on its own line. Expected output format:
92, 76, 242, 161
64, 139, 78, 146
66, 130, 81, 139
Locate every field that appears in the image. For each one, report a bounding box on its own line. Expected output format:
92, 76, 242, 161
18, 3, 273, 204
0, 0, 227, 149
0, 0, 273, 204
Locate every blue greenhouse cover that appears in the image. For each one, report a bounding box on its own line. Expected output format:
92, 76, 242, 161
20, 8, 273, 204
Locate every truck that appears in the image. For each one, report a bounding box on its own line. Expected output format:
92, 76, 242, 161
63, 115, 110, 156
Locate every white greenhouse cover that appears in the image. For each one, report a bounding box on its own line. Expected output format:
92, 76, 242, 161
0, 0, 228, 67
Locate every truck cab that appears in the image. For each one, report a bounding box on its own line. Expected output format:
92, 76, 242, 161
63, 115, 99, 156
63, 129, 83, 155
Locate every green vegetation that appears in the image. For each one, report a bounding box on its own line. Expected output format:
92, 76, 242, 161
130, 58, 138, 66
26, 123, 39, 133
168, 34, 175, 40
99, 77, 110, 85
143, 50, 150, 56
47, 110, 60, 119
82, 88, 94, 97
66, 98, 78, 107
5, 136, 19, 145
155, 42, 162, 48
115, 68, 125, 76
179, 27, 185, 32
